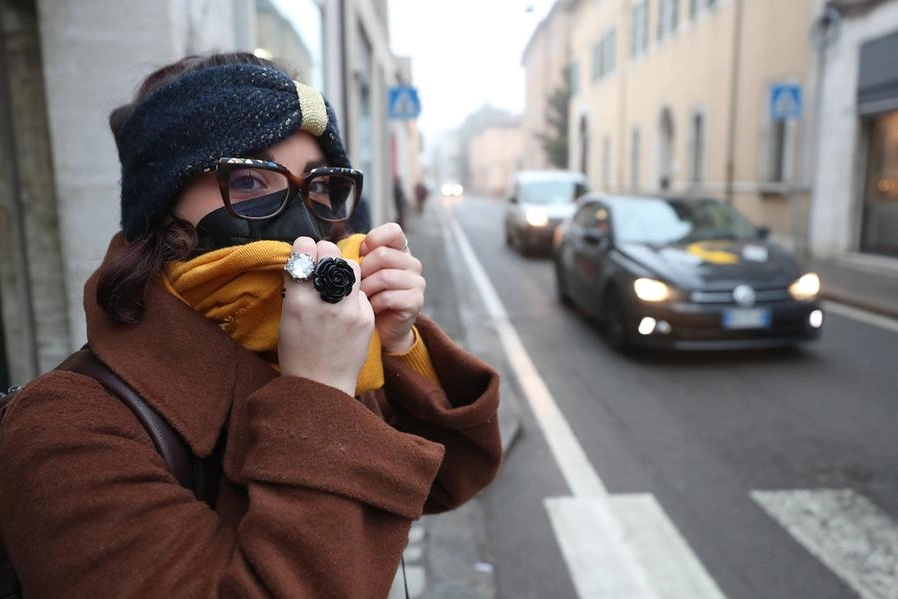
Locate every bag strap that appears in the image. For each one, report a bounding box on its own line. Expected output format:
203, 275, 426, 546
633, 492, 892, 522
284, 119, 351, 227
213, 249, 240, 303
0, 349, 221, 599
58, 348, 220, 507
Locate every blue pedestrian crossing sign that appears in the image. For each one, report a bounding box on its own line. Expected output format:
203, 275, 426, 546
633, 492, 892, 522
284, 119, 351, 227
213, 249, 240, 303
770, 84, 802, 121
388, 86, 421, 120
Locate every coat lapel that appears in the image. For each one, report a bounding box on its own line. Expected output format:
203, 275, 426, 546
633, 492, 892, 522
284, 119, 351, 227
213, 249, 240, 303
83, 234, 278, 457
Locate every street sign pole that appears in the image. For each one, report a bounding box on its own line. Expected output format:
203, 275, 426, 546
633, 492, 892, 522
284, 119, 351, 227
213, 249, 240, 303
770, 83, 804, 258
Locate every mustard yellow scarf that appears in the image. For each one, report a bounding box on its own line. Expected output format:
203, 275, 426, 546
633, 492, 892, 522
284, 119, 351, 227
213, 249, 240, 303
161, 234, 384, 395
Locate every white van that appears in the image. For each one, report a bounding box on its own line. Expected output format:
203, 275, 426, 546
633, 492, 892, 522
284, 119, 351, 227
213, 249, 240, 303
504, 170, 589, 254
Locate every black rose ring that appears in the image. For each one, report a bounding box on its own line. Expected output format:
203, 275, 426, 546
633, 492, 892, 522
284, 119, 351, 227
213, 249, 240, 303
312, 257, 356, 303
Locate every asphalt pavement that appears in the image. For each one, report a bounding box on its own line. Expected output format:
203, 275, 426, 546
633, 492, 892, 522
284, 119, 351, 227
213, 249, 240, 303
392, 194, 898, 599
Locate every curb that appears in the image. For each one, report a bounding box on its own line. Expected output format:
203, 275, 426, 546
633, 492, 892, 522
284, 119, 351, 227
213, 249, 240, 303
402, 200, 525, 599
820, 290, 898, 322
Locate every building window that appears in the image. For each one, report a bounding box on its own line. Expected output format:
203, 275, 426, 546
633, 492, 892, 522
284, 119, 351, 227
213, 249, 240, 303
690, 0, 700, 19
707, 0, 717, 7
631, 1, 649, 57
592, 41, 603, 82
631, 128, 641, 189
860, 110, 898, 257
602, 135, 612, 189
592, 28, 617, 83
570, 61, 580, 96
689, 112, 705, 184
604, 28, 616, 75
658, 0, 679, 40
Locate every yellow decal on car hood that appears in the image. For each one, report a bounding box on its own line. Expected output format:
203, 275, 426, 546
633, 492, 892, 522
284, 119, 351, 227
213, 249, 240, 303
685, 242, 740, 264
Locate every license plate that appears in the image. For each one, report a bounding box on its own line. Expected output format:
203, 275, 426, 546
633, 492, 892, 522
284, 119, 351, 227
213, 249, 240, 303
722, 308, 771, 329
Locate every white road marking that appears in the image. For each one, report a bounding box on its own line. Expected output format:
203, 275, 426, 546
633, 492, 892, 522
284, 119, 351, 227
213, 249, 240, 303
545, 497, 657, 598
822, 301, 898, 334
446, 207, 725, 599
752, 488, 898, 599
609, 494, 730, 599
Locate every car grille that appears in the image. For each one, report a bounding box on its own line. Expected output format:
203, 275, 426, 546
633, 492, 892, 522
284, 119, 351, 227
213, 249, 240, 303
689, 288, 791, 304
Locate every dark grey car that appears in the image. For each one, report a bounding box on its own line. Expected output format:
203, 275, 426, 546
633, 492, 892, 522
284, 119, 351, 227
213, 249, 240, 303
553, 194, 824, 351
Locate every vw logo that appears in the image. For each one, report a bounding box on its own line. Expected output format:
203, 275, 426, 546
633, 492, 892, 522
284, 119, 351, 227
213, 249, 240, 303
733, 284, 756, 307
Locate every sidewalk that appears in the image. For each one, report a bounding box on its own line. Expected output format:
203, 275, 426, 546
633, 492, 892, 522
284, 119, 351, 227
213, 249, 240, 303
807, 253, 898, 320
389, 199, 522, 599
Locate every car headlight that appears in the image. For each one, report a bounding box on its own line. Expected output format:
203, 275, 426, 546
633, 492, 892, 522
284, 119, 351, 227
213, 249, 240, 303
634, 277, 671, 302
525, 208, 549, 227
789, 272, 820, 300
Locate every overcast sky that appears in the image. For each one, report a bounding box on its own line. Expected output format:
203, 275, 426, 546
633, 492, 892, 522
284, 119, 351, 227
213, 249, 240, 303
388, 0, 554, 138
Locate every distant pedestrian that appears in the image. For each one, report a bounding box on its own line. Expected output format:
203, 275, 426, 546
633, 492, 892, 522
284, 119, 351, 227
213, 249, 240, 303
393, 175, 408, 229
0, 51, 502, 598
414, 181, 430, 214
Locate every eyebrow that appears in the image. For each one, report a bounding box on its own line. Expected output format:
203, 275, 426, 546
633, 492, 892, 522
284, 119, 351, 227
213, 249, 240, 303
247, 150, 276, 162
244, 151, 327, 174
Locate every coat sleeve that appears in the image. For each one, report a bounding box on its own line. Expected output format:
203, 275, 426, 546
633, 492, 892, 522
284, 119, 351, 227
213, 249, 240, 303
378, 315, 503, 514
0, 371, 444, 599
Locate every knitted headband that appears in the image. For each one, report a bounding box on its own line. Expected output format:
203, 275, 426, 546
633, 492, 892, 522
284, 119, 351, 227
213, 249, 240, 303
115, 63, 351, 240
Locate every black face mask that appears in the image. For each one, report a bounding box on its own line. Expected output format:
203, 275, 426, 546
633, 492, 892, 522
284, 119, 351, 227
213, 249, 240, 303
193, 192, 331, 255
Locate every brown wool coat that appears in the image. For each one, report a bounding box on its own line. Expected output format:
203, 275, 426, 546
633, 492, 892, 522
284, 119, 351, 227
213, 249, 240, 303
0, 237, 503, 599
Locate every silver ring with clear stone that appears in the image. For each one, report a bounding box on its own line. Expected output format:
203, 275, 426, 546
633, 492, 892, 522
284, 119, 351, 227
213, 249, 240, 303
284, 252, 316, 282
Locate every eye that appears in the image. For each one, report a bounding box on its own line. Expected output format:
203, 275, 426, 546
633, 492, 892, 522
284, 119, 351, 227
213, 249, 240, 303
228, 169, 267, 193
308, 179, 329, 195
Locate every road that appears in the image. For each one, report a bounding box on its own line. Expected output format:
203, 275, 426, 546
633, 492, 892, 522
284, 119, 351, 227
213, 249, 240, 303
447, 195, 898, 599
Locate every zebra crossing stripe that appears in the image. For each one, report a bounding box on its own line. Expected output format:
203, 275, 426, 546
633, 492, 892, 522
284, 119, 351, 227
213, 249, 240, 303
609, 494, 727, 599
751, 489, 898, 599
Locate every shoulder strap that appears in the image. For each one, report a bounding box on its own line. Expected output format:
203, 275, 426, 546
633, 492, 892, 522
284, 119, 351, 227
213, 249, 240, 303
59, 349, 195, 489
58, 349, 220, 507
0, 386, 21, 425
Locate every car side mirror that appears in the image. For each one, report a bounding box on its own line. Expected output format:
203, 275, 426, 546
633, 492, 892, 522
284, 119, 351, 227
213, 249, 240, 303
582, 229, 606, 246
757, 226, 770, 239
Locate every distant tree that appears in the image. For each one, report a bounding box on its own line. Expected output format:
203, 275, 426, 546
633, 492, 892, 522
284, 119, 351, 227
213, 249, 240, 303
536, 67, 571, 169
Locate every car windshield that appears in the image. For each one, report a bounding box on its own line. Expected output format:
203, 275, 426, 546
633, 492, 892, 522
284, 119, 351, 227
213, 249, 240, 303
611, 197, 761, 244
519, 180, 581, 204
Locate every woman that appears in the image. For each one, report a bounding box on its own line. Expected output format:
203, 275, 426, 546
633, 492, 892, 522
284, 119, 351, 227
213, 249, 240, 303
0, 53, 502, 597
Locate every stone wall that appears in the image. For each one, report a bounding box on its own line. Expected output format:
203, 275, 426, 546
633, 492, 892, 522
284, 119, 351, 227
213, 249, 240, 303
0, 0, 69, 386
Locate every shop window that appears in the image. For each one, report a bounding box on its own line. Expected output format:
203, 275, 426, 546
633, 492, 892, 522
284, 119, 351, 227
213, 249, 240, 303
860, 110, 898, 257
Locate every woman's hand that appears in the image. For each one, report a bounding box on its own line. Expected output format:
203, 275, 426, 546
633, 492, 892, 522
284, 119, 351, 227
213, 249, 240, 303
279, 237, 374, 396
359, 223, 425, 354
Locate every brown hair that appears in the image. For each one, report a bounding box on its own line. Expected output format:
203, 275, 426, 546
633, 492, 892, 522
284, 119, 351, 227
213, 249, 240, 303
98, 52, 293, 323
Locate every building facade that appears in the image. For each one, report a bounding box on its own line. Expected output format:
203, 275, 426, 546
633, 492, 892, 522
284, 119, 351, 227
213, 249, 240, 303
521, 0, 574, 171
564, 0, 815, 246
809, 0, 898, 266
0, 0, 419, 388
469, 125, 526, 197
